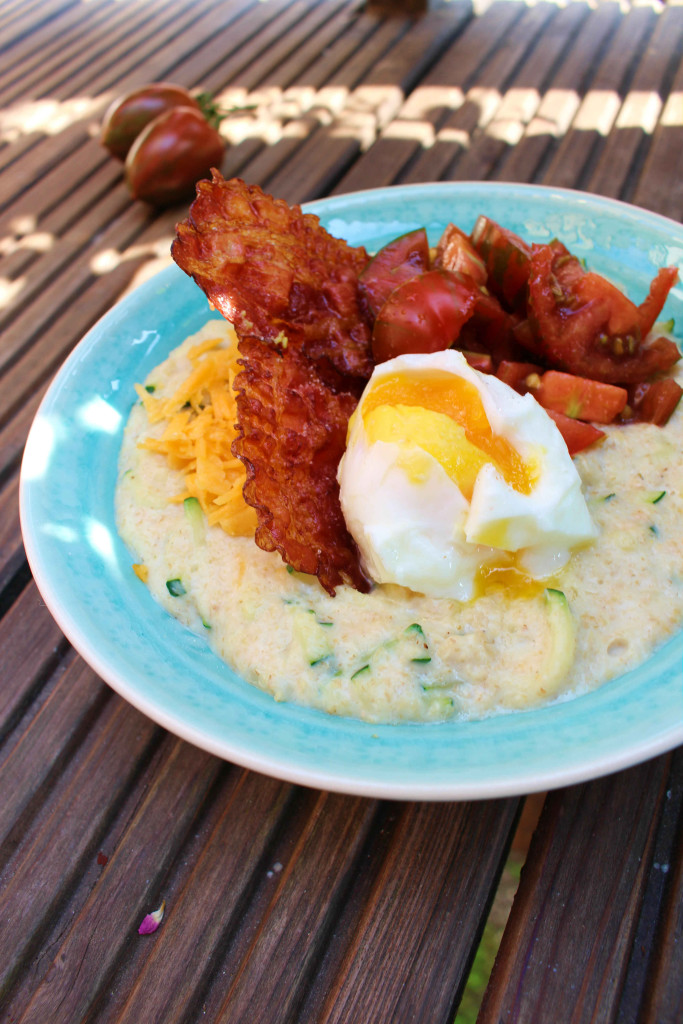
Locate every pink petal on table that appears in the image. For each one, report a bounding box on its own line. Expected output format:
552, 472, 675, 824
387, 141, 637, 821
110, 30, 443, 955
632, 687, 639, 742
138, 900, 166, 935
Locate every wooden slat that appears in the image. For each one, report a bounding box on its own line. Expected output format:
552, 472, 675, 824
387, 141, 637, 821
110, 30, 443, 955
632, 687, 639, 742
110, 789, 376, 1023
540, 5, 657, 191
0, 381, 46, 480
332, 0, 521, 194
0, 0, 195, 105
266, 1, 473, 203
0, 0, 123, 95
305, 799, 520, 1024
589, 3, 683, 203
0, 472, 25, 591
0, 0, 76, 53
0, 697, 161, 1004
478, 756, 676, 1023
638, 755, 683, 1022
0, 581, 67, 739
42, 0, 242, 102
0, 200, 152, 420
11, 737, 223, 1024
0, 173, 131, 339
1, 3, 683, 1022
632, 19, 683, 219
233, 15, 410, 189
398, 0, 584, 186
0, 654, 109, 855
492, 1, 623, 184
427, 0, 567, 182
0, 0, 255, 208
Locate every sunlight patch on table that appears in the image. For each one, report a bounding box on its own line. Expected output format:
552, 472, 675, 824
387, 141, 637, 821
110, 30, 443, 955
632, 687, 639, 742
90, 237, 172, 277
660, 90, 683, 128
0, 276, 26, 310
0, 95, 104, 143
522, 87, 581, 139
382, 119, 435, 146
616, 90, 662, 132
0, 231, 54, 258
401, 85, 465, 119
573, 89, 621, 135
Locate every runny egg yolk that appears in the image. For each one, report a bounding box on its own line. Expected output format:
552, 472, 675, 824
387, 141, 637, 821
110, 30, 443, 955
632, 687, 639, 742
360, 371, 537, 502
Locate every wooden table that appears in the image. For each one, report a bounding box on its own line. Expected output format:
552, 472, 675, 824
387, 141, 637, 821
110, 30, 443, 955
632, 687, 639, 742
2, 0, 683, 1021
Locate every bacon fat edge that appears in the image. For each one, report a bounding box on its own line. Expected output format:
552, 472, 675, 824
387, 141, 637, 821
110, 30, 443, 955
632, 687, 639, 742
172, 173, 373, 595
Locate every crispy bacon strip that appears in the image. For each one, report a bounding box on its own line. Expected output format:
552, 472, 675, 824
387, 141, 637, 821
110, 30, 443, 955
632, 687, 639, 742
172, 172, 373, 380
234, 338, 370, 594
172, 174, 372, 595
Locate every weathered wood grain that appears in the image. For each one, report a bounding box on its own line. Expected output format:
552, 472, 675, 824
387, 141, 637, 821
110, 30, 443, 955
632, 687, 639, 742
478, 756, 676, 1023
333, 0, 521, 194
429, 0, 567, 183
0, 380, 46, 480
235, 16, 410, 189
0, 696, 161, 1003
616, 749, 683, 1022
0, 0, 75, 53
0, 175, 131, 339
0, 580, 67, 739
493, 0, 623, 184
307, 798, 520, 1024
0, 472, 26, 591
638, 771, 683, 1023
267, 1, 473, 202
0, 0, 197, 105
1, 2, 683, 1022
0, 653, 108, 856
101, 772, 311, 1023
13, 737, 223, 1024
588, 3, 683, 203
540, 5, 657, 192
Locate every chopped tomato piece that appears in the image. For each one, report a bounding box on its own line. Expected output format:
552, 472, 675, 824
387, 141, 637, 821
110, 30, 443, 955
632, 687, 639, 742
495, 360, 544, 393
460, 350, 493, 373
372, 269, 479, 363
629, 377, 683, 425
638, 267, 679, 336
467, 290, 521, 365
526, 242, 681, 383
544, 409, 606, 455
435, 223, 488, 285
359, 228, 430, 317
535, 370, 628, 423
470, 215, 531, 313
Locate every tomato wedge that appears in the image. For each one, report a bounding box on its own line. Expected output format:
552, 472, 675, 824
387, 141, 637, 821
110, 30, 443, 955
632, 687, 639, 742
535, 370, 628, 423
638, 267, 679, 336
628, 377, 683, 425
435, 223, 488, 285
371, 269, 479, 363
526, 242, 681, 383
470, 215, 532, 313
545, 409, 606, 455
359, 228, 430, 317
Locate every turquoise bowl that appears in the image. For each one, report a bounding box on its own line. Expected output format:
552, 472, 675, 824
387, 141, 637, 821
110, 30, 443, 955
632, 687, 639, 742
20, 183, 683, 800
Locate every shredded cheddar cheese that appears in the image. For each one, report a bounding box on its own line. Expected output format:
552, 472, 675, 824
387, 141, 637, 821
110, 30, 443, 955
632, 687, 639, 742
136, 331, 257, 536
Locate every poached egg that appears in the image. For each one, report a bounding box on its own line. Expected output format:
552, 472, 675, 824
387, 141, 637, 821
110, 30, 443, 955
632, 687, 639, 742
338, 350, 597, 601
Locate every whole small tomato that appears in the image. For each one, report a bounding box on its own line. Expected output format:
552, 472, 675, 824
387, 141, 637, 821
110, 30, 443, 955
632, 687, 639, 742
124, 106, 224, 206
100, 83, 200, 160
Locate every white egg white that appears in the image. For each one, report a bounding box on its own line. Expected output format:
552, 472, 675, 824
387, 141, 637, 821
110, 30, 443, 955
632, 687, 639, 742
338, 350, 597, 600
